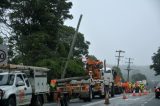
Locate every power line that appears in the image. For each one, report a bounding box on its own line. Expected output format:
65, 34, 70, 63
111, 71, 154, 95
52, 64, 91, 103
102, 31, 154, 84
115, 50, 125, 67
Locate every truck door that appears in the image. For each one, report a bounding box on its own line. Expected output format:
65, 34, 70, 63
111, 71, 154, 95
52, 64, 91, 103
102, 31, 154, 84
15, 74, 26, 105
22, 74, 32, 105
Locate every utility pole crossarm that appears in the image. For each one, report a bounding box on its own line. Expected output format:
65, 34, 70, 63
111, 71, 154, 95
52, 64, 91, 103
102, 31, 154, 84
115, 50, 125, 67
125, 58, 134, 82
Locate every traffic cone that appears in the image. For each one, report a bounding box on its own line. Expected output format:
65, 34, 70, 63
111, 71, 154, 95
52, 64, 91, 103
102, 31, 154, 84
149, 89, 152, 93
132, 90, 136, 96
138, 90, 142, 96
122, 91, 128, 99
143, 89, 148, 95
104, 92, 110, 104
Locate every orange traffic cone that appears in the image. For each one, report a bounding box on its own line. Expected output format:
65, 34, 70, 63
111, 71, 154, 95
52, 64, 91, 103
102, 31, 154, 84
122, 91, 128, 99
104, 92, 110, 104
132, 90, 136, 96
138, 90, 142, 96
143, 89, 148, 95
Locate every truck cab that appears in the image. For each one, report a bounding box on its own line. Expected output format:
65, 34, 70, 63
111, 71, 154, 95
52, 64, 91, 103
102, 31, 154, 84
102, 67, 114, 85
0, 64, 50, 106
102, 67, 115, 97
0, 72, 32, 106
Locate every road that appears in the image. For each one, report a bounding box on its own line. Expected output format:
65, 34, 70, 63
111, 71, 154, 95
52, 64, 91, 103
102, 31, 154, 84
44, 92, 160, 106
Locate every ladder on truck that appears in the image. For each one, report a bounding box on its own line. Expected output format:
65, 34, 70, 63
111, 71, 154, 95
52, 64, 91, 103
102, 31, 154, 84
0, 64, 50, 72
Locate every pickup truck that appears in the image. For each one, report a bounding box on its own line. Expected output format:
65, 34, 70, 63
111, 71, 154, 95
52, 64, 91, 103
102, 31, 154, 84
0, 64, 49, 106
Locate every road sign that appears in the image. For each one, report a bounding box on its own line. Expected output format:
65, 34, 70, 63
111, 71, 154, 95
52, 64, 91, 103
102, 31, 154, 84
0, 45, 8, 65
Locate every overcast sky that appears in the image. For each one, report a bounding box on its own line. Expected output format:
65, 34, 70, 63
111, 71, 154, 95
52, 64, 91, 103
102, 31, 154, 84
65, 0, 160, 66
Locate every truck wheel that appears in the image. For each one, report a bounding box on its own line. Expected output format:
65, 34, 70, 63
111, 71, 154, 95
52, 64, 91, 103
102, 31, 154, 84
36, 96, 43, 106
8, 97, 16, 106
100, 93, 105, 98
88, 91, 93, 102
83, 98, 87, 102
60, 99, 65, 106
155, 93, 159, 98
111, 83, 115, 97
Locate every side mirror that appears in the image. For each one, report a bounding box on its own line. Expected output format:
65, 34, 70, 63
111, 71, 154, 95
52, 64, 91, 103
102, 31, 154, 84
102, 72, 104, 76
16, 81, 25, 87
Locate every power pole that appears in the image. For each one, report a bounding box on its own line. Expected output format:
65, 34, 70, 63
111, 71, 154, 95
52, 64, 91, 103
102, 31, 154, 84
116, 50, 125, 67
61, 14, 83, 79
125, 58, 133, 82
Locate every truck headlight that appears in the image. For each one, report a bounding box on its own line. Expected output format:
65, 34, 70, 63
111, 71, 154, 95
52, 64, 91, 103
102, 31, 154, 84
0, 89, 5, 99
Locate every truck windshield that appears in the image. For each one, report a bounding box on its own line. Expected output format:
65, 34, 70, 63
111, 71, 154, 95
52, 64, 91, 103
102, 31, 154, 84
104, 70, 111, 73
0, 74, 15, 86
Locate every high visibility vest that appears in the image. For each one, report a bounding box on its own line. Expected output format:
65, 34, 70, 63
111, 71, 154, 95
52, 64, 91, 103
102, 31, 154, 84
50, 80, 57, 91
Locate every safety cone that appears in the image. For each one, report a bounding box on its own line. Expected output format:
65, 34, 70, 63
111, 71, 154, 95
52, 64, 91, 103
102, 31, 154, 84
138, 90, 142, 96
143, 89, 148, 95
104, 92, 110, 104
132, 90, 136, 96
122, 91, 128, 99
149, 89, 152, 93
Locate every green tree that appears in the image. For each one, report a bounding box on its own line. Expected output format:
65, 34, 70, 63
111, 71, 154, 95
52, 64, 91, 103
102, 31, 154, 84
150, 47, 160, 76
0, 0, 10, 22
9, 0, 73, 65
87, 55, 97, 60
57, 25, 90, 58
6, 0, 90, 79
131, 73, 147, 82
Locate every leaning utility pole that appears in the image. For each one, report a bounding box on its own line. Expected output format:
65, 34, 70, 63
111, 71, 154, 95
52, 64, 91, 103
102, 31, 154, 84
116, 50, 125, 67
61, 14, 83, 79
125, 58, 133, 82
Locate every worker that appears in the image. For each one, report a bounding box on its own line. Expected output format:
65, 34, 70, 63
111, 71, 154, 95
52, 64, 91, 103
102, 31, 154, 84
56, 88, 61, 106
140, 83, 144, 92
50, 80, 57, 102
50, 80, 57, 91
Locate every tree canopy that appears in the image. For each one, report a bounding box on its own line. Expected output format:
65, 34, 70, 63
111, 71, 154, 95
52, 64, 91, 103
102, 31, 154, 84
0, 0, 91, 79
0, 0, 10, 22
131, 73, 147, 82
150, 47, 160, 76
8, 0, 73, 65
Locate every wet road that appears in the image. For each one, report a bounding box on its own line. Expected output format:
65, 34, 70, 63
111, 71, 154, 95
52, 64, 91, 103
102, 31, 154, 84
44, 92, 160, 106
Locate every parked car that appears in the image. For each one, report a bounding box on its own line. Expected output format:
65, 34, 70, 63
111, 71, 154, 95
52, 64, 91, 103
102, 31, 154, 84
155, 82, 160, 98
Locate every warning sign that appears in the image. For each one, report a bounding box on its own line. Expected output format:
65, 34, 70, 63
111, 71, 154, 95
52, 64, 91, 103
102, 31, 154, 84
0, 45, 8, 65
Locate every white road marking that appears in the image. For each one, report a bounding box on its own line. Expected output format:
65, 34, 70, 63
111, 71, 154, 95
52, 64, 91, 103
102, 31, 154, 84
147, 96, 154, 102
125, 97, 140, 101
82, 96, 122, 106
141, 95, 154, 106
82, 94, 154, 106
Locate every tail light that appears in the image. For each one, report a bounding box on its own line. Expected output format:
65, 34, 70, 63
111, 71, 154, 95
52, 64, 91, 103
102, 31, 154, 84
156, 89, 160, 92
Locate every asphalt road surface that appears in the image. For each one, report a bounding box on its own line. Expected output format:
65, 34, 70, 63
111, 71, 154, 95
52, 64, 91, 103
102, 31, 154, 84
44, 92, 160, 106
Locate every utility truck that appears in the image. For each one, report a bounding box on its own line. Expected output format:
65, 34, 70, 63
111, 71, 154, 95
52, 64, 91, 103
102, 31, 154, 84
53, 58, 115, 102
0, 64, 49, 106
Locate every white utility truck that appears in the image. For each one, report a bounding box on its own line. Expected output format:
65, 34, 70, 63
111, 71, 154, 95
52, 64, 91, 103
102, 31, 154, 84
0, 64, 49, 106
102, 67, 115, 97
